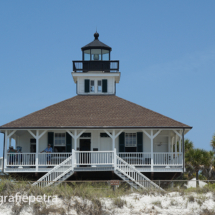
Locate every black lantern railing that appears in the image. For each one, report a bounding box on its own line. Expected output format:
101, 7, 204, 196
73, 61, 119, 72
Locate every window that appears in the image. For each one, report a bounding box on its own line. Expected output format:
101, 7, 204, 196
125, 133, 137, 147
84, 50, 90, 60
54, 133, 66, 146
91, 49, 101, 61
102, 49, 109, 60
90, 80, 95, 92
98, 80, 102, 92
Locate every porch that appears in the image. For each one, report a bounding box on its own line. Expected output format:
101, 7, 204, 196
4, 150, 183, 173
2, 128, 185, 173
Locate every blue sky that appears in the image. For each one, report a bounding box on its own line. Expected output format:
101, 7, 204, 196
0, 1, 215, 156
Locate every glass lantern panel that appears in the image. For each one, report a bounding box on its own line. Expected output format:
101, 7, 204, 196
102, 49, 110, 60
84, 50, 90, 60
91, 49, 101, 61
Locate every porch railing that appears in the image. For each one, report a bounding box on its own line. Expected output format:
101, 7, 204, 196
5, 152, 183, 169
117, 153, 151, 166
117, 152, 183, 166
75, 151, 114, 166
38, 153, 72, 166
7, 153, 36, 166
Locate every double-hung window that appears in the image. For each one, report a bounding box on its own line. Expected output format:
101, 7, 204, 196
54, 133, 66, 146
125, 133, 137, 147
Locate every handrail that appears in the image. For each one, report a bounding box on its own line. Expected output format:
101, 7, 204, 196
116, 155, 163, 191
117, 152, 183, 166
75, 151, 114, 165
73, 60, 119, 72
32, 154, 73, 187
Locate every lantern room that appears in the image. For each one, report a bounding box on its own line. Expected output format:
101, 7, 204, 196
72, 32, 121, 95
82, 32, 111, 61
73, 32, 119, 73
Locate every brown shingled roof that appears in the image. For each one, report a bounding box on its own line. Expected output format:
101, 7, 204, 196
0, 95, 191, 129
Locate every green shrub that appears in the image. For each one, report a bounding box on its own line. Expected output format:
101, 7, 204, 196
113, 198, 127, 208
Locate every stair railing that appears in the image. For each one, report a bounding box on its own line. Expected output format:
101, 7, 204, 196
116, 155, 163, 191
32, 154, 73, 187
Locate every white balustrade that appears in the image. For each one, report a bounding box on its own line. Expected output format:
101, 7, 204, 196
38, 153, 72, 166
75, 151, 114, 165
33, 155, 73, 187
116, 155, 162, 190
117, 153, 151, 166
117, 152, 183, 166
5, 151, 183, 169
7, 153, 36, 166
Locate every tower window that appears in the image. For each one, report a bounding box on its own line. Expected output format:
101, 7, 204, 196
91, 49, 101, 61
98, 80, 102, 92
84, 50, 90, 60
90, 80, 95, 92
102, 49, 110, 60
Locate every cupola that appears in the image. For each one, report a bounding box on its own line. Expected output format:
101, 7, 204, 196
81, 32, 111, 61
72, 32, 120, 95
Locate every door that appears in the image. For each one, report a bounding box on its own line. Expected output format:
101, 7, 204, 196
79, 139, 91, 166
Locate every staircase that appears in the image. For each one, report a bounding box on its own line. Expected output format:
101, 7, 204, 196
32, 155, 74, 187
115, 155, 164, 191
32, 152, 164, 191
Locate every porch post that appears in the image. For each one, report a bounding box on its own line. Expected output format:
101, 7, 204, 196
36, 130, 39, 172
72, 149, 75, 169
9, 137, 11, 147
182, 128, 185, 174
171, 136, 174, 160
4, 130, 8, 169
66, 129, 86, 151
175, 134, 177, 158
74, 130, 77, 150
4, 130, 16, 169
150, 130, 153, 172
179, 132, 181, 153
114, 148, 116, 170
104, 129, 123, 151
112, 130, 115, 150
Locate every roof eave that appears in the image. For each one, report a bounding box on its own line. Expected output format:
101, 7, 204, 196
0, 126, 193, 130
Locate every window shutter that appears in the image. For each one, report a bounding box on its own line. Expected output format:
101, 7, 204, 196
137, 132, 143, 152
84, 79, 90, 93
48, 132, 54, 148
66, 132, 72, 152
102, 79, 107, 93
119, 132, 125, 152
